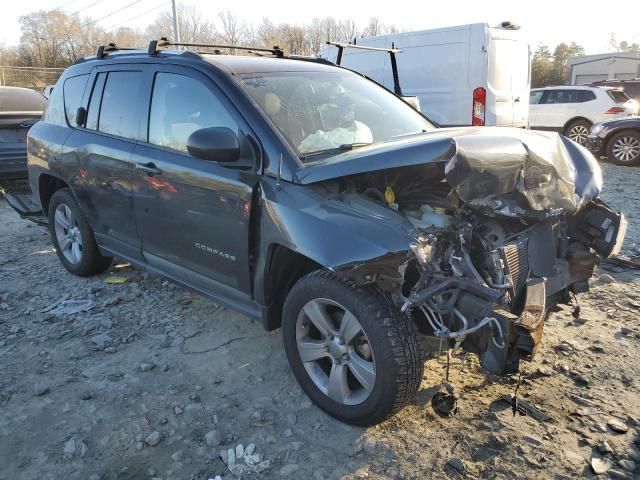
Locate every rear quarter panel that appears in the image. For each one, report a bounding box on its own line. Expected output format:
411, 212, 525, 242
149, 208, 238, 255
26, 120, 73, 210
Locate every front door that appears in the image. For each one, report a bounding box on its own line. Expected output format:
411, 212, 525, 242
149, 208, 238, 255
131, 66, 259, 298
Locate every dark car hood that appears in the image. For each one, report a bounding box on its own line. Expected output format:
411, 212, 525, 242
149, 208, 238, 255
297, 126, 603, 215
598, 115, 640, 129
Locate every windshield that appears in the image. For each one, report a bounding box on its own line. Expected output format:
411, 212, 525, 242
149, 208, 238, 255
238, 70, 434, 162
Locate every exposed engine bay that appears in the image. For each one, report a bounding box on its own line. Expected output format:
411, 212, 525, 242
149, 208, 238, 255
322, 134, 627, 376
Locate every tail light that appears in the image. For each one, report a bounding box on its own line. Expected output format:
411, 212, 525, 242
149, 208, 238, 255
605, 107, 625, 114
472, 87, 486, 126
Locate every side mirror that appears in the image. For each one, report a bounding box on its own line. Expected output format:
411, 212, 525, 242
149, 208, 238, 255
75, 107, 87, 127
186, 127, 240, 163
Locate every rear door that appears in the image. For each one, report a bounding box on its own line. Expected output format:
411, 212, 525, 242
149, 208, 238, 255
64, 66, 147, 259
486, 36, 530, 127
131, 65, 259, 299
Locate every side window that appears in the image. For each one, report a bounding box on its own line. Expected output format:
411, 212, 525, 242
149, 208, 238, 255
97, 71, 143, 140
86, 73, 106, 130
63, 74, 89, 127
576, 90, 596, 102
148, 72, 238, 154
542, 90, 569, 104
529, 91, 543, 105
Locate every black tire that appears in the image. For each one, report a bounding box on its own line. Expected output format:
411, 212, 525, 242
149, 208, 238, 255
48, 188, 112, 276
564, 119, 592, 145
606, 130, 640, 166
282, 270, 423, 426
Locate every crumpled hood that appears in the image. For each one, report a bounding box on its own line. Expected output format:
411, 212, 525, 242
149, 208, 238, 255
446, 129, 602, 215
298, 127, 603, 215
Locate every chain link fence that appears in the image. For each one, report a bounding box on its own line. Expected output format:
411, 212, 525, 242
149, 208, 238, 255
0, 66, 64, 93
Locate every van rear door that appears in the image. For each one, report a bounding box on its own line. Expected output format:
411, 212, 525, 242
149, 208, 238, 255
486, 35, 530, 127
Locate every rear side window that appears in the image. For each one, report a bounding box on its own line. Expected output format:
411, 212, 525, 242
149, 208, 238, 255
42, 84, 65, 125
148, 72, 237, 153
575, 90, 596, 102
607, 90, 631, 103
97, 71, 143, 140
63, 74, 89, 127
0, 88, 46, 112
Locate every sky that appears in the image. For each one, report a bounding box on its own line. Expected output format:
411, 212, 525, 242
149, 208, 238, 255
1, 0, 639, 55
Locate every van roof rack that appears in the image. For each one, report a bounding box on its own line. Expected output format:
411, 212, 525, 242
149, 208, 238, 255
148, 38, 285, 57
326, 41, 403, 96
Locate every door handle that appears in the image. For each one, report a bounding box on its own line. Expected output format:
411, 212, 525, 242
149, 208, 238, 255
514, 97, 521, 103
136, 162, 162, 176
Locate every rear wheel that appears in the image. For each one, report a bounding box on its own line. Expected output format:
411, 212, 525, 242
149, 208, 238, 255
606, 130, 640, 166
48, 188, 112, 276
282, 270, 423, 426
565, 119, 591, 145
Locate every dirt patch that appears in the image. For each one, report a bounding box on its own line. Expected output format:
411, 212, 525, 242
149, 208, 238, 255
0, 162, 639, 479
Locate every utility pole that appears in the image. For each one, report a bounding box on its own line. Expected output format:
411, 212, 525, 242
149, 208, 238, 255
171, 0, 181, 44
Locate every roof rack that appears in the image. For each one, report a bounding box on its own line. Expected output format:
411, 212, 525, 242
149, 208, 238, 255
95, 43, 137, 59
148, 38, 284, 58
326, 41, 403, 96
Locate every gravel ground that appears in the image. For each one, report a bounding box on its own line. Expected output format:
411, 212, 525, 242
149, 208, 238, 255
0, 162, 639, 480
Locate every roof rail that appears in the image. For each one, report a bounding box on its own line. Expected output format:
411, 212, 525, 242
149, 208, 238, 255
95, 42, 137, 59
148, 37, 284, 57
326, 41, 403, 96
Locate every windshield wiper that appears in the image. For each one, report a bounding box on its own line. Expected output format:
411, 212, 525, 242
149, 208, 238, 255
299, 142, 372, 161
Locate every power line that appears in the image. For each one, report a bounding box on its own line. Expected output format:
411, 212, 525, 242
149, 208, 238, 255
88, 0, 148, 25
70, 0, 107, 16
54, 0, 82, 9
103, 1, 169, 30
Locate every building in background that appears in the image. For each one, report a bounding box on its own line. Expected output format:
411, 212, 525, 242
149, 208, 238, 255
568, 52, 640, 85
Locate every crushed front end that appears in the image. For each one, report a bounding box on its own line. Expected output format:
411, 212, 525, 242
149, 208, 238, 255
334, 130, 627, 375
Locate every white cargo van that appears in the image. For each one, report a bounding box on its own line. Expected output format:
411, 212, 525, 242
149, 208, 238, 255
319, 22, 531, 128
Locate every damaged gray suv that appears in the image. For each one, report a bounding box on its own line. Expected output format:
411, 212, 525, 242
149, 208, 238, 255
10, 41, 626, 426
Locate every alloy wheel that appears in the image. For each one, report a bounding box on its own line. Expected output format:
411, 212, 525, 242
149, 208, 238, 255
295, 298, 376, 405
54, 203, 83, 265
568, 125, 589, 144
611, 136, 640, 163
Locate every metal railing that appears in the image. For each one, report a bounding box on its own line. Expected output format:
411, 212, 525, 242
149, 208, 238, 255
0, 66, 64, 92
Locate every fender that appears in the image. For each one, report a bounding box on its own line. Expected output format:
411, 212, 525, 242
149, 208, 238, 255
252, 178, 418, 305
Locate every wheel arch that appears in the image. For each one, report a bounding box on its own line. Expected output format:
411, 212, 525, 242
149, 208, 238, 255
38, 173, 70, 215
605, 128, 640, 163
261, 243, 323, 331
563, 116, 593, 134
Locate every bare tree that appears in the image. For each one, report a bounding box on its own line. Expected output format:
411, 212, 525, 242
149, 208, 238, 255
146, 4, 215, 44
5, 6, 405, 71
362, 17, 399, 37
217, 10, 247, 46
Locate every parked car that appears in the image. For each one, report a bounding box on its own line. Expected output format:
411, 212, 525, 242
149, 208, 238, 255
7, 41, 626, 426
0, 86, 46, 180
585, 116, 640, 165
529, 86, 639, 144
319, 22, 531, 128
587, 79, 640, 103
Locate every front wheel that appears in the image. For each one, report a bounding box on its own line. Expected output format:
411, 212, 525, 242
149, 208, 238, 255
606, 130, 640, 166
282, 270, 423, 426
